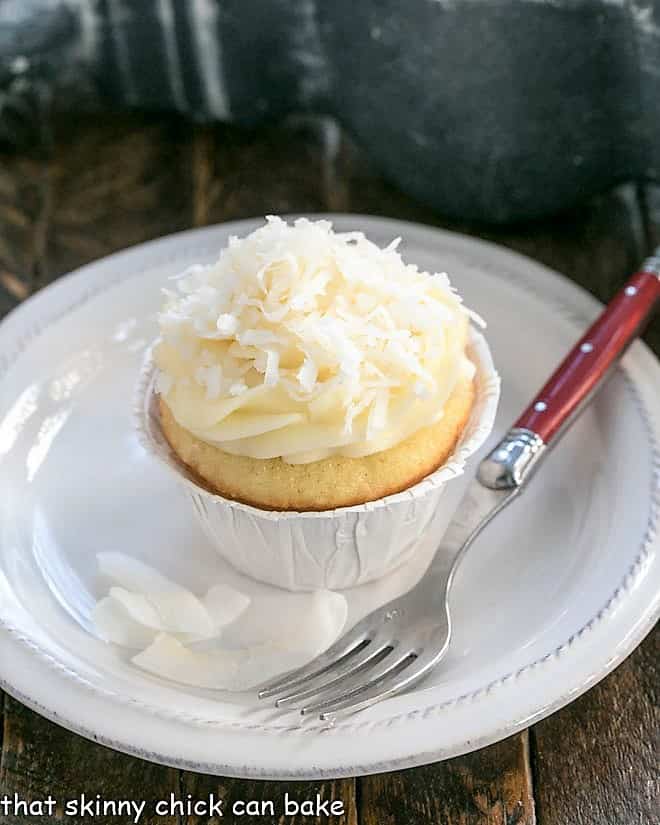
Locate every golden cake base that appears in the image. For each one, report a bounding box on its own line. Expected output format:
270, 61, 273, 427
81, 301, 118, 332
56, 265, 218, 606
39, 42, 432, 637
159, 378, 475, 512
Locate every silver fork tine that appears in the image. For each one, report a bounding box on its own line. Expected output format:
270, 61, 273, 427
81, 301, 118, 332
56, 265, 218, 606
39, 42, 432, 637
315, 651, 441, 722
274, 640, 395, 707
299, 648, 418, 716
258, 621, 374, 699
255, 362, 574, 720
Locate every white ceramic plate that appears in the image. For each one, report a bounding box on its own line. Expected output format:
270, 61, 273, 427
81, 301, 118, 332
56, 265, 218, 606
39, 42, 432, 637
0, 216, 658, 779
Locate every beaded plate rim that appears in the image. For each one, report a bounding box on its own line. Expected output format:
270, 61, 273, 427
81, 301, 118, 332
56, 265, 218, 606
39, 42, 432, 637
0, 215, 658, 777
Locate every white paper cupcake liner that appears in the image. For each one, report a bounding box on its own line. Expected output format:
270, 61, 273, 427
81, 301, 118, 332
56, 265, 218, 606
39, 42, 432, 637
135, 328, 500, 591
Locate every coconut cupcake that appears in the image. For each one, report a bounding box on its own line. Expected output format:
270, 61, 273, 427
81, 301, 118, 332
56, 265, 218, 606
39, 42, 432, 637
153, 217, 477, 511
138, 217, 499, 590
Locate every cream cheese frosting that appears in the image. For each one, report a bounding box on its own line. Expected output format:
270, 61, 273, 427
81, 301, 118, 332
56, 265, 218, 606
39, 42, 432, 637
154, 216, 476, 464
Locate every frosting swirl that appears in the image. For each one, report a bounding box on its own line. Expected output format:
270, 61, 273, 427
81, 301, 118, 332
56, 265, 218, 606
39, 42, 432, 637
154, 217, 475, 464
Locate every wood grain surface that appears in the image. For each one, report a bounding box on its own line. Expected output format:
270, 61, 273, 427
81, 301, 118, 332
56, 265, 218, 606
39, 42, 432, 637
0, 113, 657, 825
525, 182, 659, 825
0, 150, 47, 313
0, 698, 179, 825
532, 629, 658, 825
358, 733, 535, 825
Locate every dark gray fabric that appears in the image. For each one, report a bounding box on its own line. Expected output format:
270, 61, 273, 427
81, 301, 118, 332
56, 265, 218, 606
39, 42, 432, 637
1, 0, 659, 222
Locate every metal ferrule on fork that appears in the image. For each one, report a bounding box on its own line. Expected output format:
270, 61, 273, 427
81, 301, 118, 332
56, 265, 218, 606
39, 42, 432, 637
477, 429, 546, 490
641, 250, 660, 277
258, 250, 660, 722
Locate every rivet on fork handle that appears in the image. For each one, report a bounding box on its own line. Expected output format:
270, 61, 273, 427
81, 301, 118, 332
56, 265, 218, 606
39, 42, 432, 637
257, 249, 660, 722
480, 250, 660, 494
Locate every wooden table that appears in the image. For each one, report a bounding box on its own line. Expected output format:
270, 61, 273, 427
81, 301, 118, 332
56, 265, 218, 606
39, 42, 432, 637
0, 113, 657, 825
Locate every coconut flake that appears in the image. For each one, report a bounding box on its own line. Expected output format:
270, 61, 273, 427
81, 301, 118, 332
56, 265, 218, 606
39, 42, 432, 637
108, 587, 163, 629
221, 589, 347, 655
146, 590, 216, 637
133, 633, 241, 688
195, 364, 222, 400
204, 365, 222, 399
132, 588, 348, 691
94, 550, 348, 690
97, 553, 216, 638
228, 380, 248, 397
170, 263, 208, 282
93, 595, 159, 649
264, 349, 280, 386
238, 329, 281, 347
466, 306, 487, 328
132, 633, 313, 691
202, 584, 251, 628
216, 313, 239, 336
155, 216, 475, 463
297, 356, 318, 393
366, 389, 389, 439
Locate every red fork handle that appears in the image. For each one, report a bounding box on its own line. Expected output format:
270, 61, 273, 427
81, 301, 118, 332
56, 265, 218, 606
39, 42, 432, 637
515, 259, 660, 445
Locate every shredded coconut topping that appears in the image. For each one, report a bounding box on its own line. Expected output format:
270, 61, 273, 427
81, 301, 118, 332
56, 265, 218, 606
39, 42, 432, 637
154, 216, 474, 463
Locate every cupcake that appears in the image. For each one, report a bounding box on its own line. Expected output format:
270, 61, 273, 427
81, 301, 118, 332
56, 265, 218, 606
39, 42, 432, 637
138, 217, 499, 590
155, 217, 477, 510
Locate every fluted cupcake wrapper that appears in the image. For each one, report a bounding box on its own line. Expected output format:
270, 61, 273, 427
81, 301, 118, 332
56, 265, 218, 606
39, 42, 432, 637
134, 329, 500, 591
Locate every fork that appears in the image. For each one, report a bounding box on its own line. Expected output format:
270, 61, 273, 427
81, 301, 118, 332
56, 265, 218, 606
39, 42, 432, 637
259, 252, 660, 723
